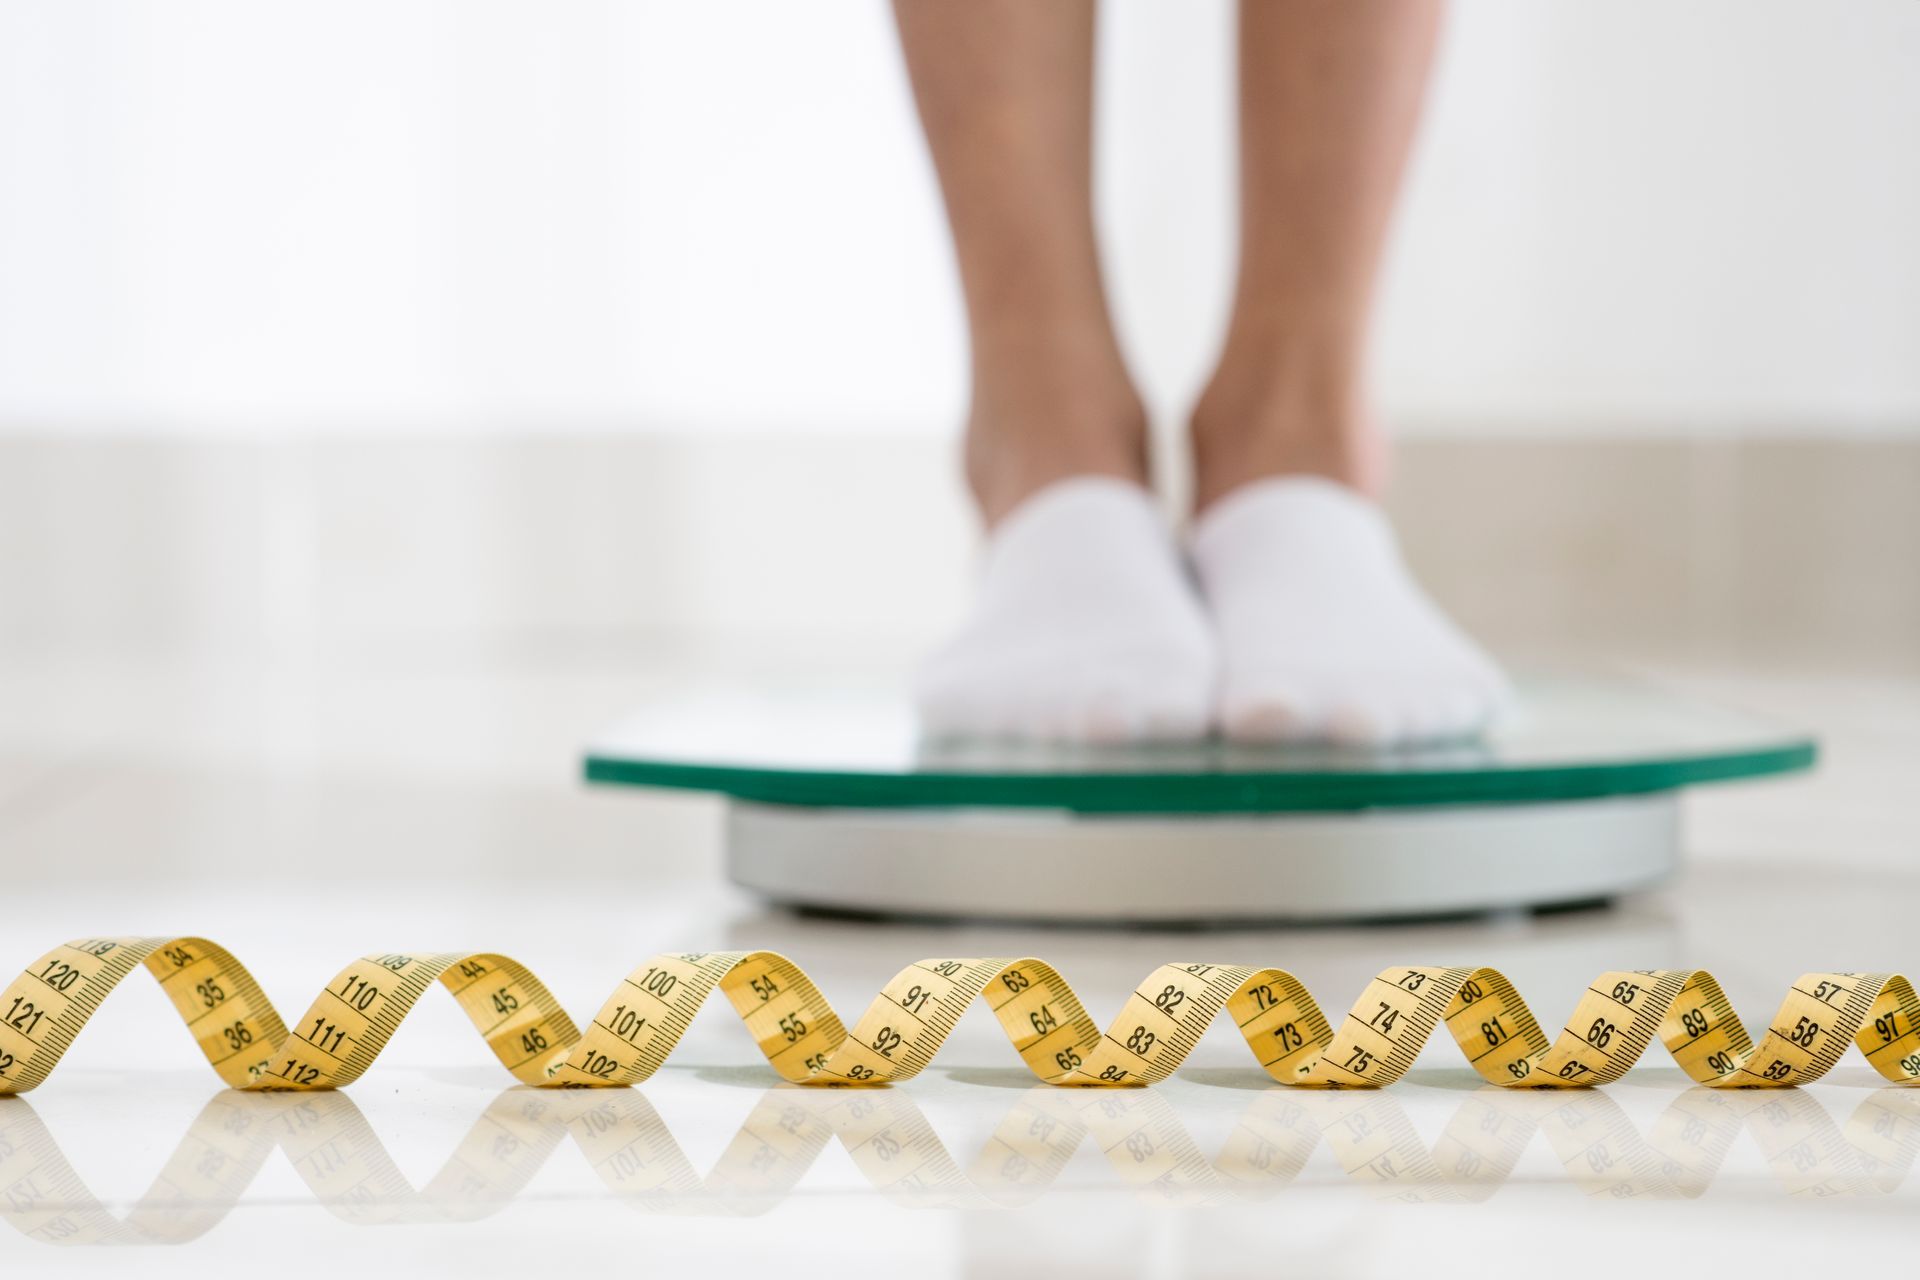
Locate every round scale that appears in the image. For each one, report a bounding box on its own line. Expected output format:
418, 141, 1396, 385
583, 678, 1815, 924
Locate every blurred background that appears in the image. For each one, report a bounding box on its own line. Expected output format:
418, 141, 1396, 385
3, 0, 1917, 888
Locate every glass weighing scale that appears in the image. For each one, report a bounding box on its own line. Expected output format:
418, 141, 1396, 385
583, 677, 1815, 924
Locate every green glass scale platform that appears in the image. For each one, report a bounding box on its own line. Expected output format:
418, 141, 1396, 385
584, 677, 1815, 924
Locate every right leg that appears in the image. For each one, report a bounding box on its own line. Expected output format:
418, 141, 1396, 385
894, 0, 1145, 525
896, 0, 1212, 741
1187, 0, 1505, 745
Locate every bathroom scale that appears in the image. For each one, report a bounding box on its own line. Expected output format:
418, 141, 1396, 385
583, 677, 1815, 924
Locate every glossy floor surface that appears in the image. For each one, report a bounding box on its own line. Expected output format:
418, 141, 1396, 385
3, 653, 1919, 1276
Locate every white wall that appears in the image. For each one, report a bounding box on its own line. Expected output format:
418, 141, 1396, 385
1, 0, 1915, 436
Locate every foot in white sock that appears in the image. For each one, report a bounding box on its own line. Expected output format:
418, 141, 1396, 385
1191, 477, 1509, 745
916, 478, 1215, 743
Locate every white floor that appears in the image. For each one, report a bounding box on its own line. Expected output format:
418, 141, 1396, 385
3, 653, 1919, 1276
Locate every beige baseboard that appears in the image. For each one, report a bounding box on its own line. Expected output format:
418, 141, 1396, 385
1, 433, 1914, 669
1391, 437, 1920, 666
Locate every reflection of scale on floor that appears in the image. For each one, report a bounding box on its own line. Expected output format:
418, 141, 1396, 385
584, 678, 1815, 925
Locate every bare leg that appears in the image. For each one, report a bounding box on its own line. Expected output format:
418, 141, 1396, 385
894, 0, 1146, 526
895, 0, 1212, 742
1189, 2, 1508, 745
1191, 0, 1442, 510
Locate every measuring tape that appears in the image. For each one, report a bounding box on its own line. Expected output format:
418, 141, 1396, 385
3, 939, 1918, 1094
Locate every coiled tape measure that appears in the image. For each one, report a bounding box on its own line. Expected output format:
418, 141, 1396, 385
3, 939, 1918, 1094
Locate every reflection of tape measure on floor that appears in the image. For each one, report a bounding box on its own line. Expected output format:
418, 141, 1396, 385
5, 938, 1920, 1094
7, 1072, 1920, 1244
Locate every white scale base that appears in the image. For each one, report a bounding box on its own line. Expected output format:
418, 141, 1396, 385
725, 793, 1680, 925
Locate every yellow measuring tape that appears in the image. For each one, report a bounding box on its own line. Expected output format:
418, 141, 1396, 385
3, 939, 1919, 1094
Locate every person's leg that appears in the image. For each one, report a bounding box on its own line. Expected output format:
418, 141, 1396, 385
894, 0, 1144, 525
1189, 0, 1508, 744
1192, 0, 1439, 505
895, 0, 1211, 741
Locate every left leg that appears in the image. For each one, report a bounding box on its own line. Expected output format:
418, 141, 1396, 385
1191, 0, 1507, 743
896, 0, 1214, 742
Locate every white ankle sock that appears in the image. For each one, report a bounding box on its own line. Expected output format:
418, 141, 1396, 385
1190, 477, 1510, 745
916, 477, 1215, 743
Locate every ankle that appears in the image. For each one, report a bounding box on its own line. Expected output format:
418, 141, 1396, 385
964, 341, 1150, 526
1189, 346, 1386, 513
966, 399, 1150, 527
